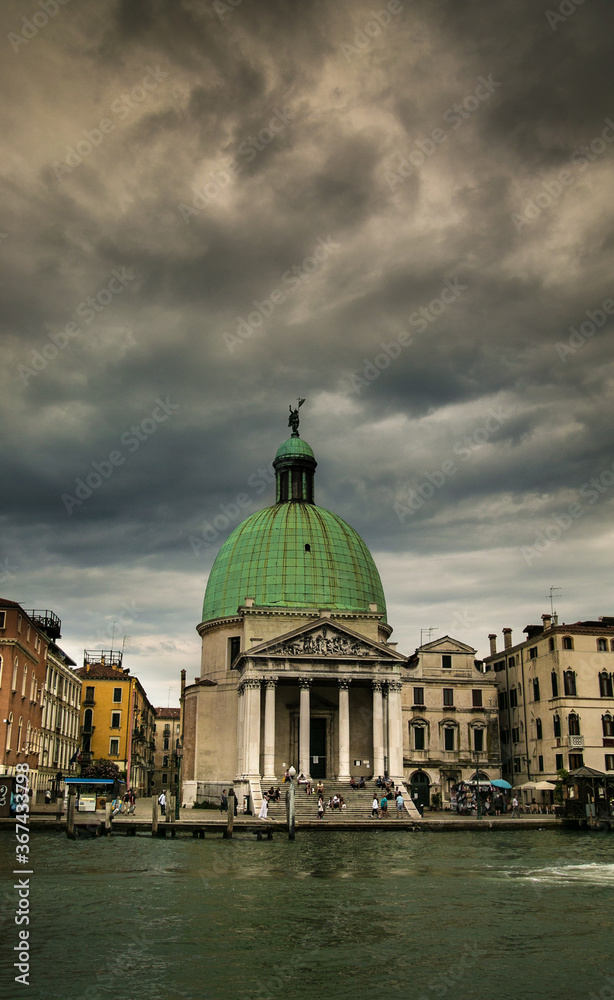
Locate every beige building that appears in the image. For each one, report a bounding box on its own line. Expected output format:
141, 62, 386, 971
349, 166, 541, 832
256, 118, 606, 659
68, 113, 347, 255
38, 625, 81, 795
484, 613, 614, 786
403, 636, 501, 809
152, 707, 181, 797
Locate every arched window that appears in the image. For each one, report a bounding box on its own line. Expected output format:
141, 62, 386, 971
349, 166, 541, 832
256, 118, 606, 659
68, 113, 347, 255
21, 665, 27, 697
563, 636, 574, 650
162, 755, 169, 767
564, 670, 577, 696
536, 718, 542, 740
551, 671, 558, 697
411, 721, 428, 752
597, 638, 608, 651
599, 672, 613, 698
602, 714, 614, 738
553, 714, 561, 738
17, 717, 23, 752
568, 712, 580, 736
532, 677, 540, 702
12, 658, 18, 690
5, 712, 13, 750
84, 708, 93, 730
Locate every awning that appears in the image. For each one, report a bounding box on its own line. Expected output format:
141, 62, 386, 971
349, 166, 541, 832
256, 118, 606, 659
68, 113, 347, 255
533, 780, 556, 790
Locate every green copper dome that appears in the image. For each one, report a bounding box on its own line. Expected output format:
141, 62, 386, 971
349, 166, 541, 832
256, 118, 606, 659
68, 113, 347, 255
275, 437, 315, 461
202, 502, 387, 622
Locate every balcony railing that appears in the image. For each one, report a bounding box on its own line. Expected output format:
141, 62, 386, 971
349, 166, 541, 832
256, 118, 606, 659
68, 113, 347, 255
567, 735, 584, 748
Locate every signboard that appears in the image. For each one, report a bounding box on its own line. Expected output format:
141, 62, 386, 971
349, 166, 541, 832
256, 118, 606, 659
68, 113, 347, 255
77, 794, 96, 813
0, 776, 16, 818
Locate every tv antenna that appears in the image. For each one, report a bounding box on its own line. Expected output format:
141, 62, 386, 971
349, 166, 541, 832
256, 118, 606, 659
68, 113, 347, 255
420, 627, 437, 645
546, 587, 562, 616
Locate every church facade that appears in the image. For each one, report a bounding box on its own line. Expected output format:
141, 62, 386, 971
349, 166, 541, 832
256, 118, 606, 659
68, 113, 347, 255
182, 415, 500, 812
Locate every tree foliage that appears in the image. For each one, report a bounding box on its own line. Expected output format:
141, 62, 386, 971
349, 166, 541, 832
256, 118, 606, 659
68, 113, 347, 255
80, 758, 122, 780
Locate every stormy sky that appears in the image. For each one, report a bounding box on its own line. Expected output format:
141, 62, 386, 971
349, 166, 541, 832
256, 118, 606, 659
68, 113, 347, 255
2, 0, 614, 706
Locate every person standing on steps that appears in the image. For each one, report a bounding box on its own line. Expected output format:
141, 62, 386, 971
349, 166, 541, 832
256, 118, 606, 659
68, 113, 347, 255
371, 794, 379, 819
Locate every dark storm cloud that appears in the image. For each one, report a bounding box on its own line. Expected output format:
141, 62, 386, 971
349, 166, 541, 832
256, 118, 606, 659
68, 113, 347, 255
1, 0, 614, 698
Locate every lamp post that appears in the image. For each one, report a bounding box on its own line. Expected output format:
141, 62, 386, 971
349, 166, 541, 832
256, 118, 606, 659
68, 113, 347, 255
174, 740, 183, 821
474, 753, 482, 820
286, 765, 296, 840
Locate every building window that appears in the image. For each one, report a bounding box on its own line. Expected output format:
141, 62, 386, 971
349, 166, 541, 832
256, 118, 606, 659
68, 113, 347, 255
508, 655, 516, 668
163, 737, 170, 750
162, 773, 168, 783
509, 688, 518, 709
555, 753, 563, 770
568, 713, 580, 736
12, 658, 18, 690
17, 717, 23, 752
473, 728, 484, 752
512, 726, 520, 744
413, 687, 425, 706
563, 636, 574, 650
113, 687, 122, 702
17, 615, 22, 632
536, 718, 542, 740
553, 715, 561, 738
498, 691, 508, 711
551, 672, 558, 697
538, 755, 544, 772
599, 673, 613, 698
500, 729, 509, 745
564, 670, 576, 696
602, 715, 614, 737
597, 638, 608, 651
414, 727, 426, 751
85, 686, 95, 703
444, 728, 455, 751
442, 655, 452, 670
111, 712, 121, 729
443, 688, 454, 707
605, 755, 614, 771
228, 637, 241, 667
548, 637, 555, 652
0, 611, 5, 628
529, 646, 537, 660
494, 660, 505, 672
513, 757, 521, 773
569, 753, 584, 770
472, 689, 482, 707
532, 678, 540, 702
5, 713, 13, 750
163, 755, 169, 767
84, 708, 93, 730
109, 738, 119, 755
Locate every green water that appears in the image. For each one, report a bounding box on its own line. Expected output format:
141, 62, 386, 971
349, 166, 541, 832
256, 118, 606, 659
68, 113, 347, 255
1, 829, 613, 1000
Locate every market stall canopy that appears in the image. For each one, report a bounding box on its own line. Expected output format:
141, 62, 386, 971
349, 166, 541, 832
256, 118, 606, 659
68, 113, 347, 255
565, 766, 607, 782
516, 781, 536, 790
490, 779, 512, 789
533, 780, 556, 790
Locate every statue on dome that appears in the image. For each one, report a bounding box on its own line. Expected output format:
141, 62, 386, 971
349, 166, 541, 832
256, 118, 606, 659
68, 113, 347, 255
288, 398, 305, 437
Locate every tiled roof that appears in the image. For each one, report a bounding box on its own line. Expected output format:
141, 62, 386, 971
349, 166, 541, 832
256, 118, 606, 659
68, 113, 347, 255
155, 707, 180, 718
75, 664, 130, 680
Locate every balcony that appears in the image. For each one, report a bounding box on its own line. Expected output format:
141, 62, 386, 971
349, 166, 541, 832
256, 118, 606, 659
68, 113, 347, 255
80, 751, 93, 763
80, 725, 95, 736
83, 695, 96, 706
567, 735, 584, 749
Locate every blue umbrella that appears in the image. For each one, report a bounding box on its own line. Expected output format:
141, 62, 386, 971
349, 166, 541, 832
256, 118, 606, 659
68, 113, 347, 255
490, 779, 512, 789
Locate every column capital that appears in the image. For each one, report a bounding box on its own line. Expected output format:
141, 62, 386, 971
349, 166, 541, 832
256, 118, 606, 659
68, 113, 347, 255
243, 677, 262, 690
388, 680, 403, 693
372, 680, 384, 693
298, 676, 312, 689
338, 678, 351, 691
264, 676, 278, 689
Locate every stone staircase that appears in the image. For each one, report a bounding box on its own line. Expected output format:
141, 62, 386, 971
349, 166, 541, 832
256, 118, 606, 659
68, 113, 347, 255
260, 779, 421, 823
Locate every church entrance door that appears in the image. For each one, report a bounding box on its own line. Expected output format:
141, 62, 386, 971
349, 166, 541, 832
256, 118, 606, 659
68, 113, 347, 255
310, 717, 327, 778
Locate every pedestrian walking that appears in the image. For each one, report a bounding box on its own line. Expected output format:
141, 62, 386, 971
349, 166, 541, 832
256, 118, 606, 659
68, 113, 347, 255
220, 788, 228, 813
371, 795, 379, 818
158, 790, 167, 816
512, 795, 520, 818
395, 791, 404, 817
380, 794, 388, 818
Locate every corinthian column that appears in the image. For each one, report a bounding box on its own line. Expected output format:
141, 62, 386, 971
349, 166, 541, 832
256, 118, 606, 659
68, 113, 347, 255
298, 677, 312, 777
372, 680, 385, 778
262, 677, 277, 782
235, 682, 245, 780
387, 680, 404, 783
338, 679, 351, 781
243, 678, 262, 778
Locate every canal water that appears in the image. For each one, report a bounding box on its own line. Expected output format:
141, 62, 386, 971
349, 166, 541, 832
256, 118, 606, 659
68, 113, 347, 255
1, 828, 613, 1000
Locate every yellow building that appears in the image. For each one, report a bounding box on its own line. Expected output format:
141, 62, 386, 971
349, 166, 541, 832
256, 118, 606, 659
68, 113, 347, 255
75, 650, 155, 795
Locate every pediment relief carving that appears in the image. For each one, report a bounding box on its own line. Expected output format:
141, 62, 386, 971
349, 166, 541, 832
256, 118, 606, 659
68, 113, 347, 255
253, 624, 395, 660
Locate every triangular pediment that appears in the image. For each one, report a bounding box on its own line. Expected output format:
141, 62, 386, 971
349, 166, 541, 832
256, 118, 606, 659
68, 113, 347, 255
247, 618, 406, 661
418, 635, 477, 655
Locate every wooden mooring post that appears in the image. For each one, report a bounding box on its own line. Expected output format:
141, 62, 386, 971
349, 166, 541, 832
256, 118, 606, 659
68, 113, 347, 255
66, 788, 76, 840
151, 794, 158, 837
224, 787, 235, 838
104, 802, 112, 835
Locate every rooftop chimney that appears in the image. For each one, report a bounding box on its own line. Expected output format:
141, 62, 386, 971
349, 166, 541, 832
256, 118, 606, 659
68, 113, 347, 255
503, 628, 513, 650
488, 634, 497, 656
542, 613, 552, 630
